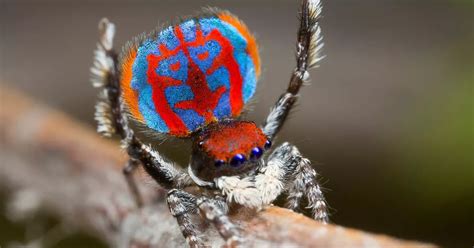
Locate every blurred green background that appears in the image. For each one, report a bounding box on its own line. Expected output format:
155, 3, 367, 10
1, 0, 473, 247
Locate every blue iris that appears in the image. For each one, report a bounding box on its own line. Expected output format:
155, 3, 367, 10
250, 147, 263, 160
230, 154, 246, 167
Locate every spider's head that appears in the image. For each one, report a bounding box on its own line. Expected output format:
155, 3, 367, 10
189, 120, 271, 184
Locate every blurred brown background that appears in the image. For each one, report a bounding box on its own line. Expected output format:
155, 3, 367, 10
1, 0, 473, 247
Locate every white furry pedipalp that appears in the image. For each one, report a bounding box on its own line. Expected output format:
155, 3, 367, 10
214, 176, 263, 208
255, 159, 285, 205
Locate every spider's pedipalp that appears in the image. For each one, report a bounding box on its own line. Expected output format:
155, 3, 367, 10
215, 176, 263, 208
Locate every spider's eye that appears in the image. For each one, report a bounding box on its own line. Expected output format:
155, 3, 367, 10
250, 147, 263, 160
198, 141, 204, 148
214, 159, 225, 167
264, 140, 272, 149
230, 154, 246, 167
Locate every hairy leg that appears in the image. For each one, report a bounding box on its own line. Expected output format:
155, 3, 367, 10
255, 143, 301, 206
91, 18, 192, 192
255, 143, 329, 222
285, 177, 304, 212
276, 143, 328, 222
123, 159, 143, 207
197, 196, 242, 247
293, 157, 328, 222
167, 189, 202, 248
262, 0, 324, 140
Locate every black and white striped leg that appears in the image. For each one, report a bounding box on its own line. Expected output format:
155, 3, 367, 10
256, 143, 328, 222
255, 143, 302, 206
167, 189, 202, 248
91, 18, 192, 190
294, 157, 328, 223
123, 159, 143, 207
285, 180, 304, 212
197, 197, 242, 247
278, 143, 328, 223
262, 0, 324, 140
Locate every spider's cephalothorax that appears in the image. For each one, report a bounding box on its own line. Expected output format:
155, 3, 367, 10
191, 120, 270, 182
91, 1, 329, 247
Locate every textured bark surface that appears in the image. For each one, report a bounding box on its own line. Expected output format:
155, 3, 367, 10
0, 86, 436, 247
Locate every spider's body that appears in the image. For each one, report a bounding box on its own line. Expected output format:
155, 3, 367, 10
120, 10, 268, 183
91, 0, 329, 247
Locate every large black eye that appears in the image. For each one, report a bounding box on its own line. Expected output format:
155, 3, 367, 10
230, 154, 246, 167
215, 159, 225, 167
264, 140, 272, 149
250, 147, 263, 160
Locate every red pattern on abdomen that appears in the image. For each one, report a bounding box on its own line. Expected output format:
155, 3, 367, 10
146, 25, 243, 136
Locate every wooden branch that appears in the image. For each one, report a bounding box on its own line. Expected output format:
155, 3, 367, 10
0, 85, 435, 247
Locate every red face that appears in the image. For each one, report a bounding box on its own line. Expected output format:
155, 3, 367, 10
190, 120, 271, 181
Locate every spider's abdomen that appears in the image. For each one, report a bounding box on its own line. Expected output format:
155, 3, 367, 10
120, 11, 260, 137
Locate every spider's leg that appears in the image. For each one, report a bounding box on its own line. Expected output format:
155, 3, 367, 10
91, 19, 192, 192
262, 0, 324, 140
255, 143, 328, 223
254, 143, 301, 206
167, 189, 203, 248
285, 176, 304, 212
197, 196, 242, 247
123, 159, 143, 207
272, 143, 328, 222
291, 154, 328, 223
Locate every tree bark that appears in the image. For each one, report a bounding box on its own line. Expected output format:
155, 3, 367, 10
0, 85, 435, 248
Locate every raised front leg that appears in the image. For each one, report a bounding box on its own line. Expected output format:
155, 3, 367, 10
91, 18, 192, 192
262, 0, 324, 140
